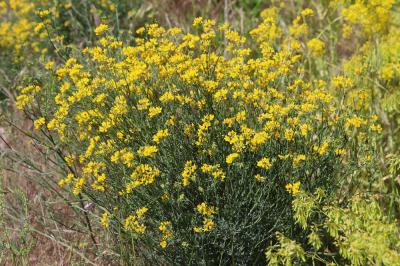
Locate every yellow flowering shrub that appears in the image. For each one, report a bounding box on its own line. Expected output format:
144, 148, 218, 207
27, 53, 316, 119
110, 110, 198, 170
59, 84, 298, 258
0, 1, 38, 59
0, 0, 154, 56
5, 0, 400, 264
342, 0, 395, 36
0, 0, 158, 114
15, 7, 384, 262
336, 1, 400, 152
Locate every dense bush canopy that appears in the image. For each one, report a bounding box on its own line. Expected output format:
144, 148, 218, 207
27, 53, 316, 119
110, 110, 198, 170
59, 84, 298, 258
1, 0, 400, 265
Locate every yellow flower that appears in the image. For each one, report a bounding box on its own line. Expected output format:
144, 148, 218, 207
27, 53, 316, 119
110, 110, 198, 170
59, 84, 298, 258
380, 64, 395, 80
285, 181, 300, 195
194, 203, 216, 233
213, 88, 228, 102
165, 116, 176, 126
137, 98, 150, 110
342, 24, 352, 39
196, 114, 214, 146
58, 173, 74, 187
278, 154, 291, 160
101, 212, 110, 229
137, 146, 158, 157
284, 128, 295, 141
34, 117, 46, 129
314, 142, 329, 156
370, 124, 382, 133
251, 131, 270, 148
201, 164, 226, 181
299, 124, 311, 136
72, 178, 85, 195
152, 129, 169, 144
224, 131, 245, 152
124, 207, 148, 234
65, 155, 75, 167
182, 161, 197, 186
95, 24, 109, 36
226, 153, 239, 164
193, 17, 203, 26
335, 148, 346, 156
293, 154, 306, 167
257, 157, 272, 170
235, 111, 246, 122
161, 192, 170, 201
44, 61, 55, 70
128, 164, 160, 192
159, 221, 171, 231
345, 116, 367, 129
301, 8, 314, 17
120, 150, 135, 167
159, 221, 173, 248
36, 10, 50, 18
160, 92, 175, 102
136, 207, 149, 218
255, 174, 266, 182
16, 94, 33, 110
332, 76, 353, 89
196, 202, 215, 217
148, 106, 162, 118
160, 240, 167, 248
34, 23, 45, 33
202, 218, 215, 232
307, 38, 325, 57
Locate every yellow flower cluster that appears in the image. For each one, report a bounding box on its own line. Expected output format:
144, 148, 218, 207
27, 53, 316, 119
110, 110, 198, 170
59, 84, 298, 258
182, 161, 197, 187
153, 129, 169, 144
257, 158, 272, 170
226, 153, 239, 164
307, 38, 325, 57
94, 24, 109, 36
201, 164, 226, 182
126, 164, 160, 193
124, 207, 148, 234
159, 221, 173, 248
342, 0, 394, 36
285, 182, 301, 195
137, 146, 158, 157
293, 154, 306, 168
16, 85, 41, 110
0, 0, 46, 60
194, 203, 216, 233
196, 114, 214, 146
101, 212, 110, 229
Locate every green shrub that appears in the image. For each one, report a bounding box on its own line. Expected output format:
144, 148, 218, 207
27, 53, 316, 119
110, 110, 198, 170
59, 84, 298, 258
267, 190, 400, 265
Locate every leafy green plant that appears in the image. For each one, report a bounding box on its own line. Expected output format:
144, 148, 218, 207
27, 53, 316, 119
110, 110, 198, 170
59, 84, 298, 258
267, 189, 400, 265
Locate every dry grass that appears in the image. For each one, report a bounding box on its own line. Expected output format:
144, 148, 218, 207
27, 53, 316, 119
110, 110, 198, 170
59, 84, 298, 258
0, 102, 114, 265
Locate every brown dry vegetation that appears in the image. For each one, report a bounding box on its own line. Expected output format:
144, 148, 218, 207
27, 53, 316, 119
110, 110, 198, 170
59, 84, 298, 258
0, 106, 107, 265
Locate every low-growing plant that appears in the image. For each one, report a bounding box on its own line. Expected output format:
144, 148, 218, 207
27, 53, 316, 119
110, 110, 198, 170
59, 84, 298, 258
267, 190, 400, 265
